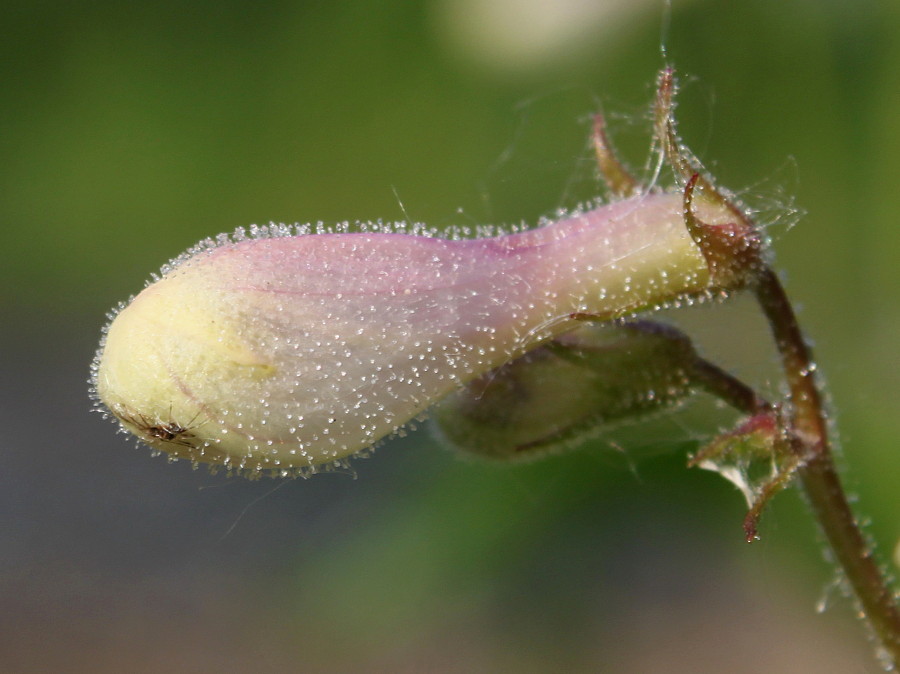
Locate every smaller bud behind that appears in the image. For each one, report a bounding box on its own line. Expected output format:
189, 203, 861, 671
430, 321, 698, 460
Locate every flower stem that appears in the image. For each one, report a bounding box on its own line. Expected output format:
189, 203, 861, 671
689, 356, 771, 417
753, 266, 900, 667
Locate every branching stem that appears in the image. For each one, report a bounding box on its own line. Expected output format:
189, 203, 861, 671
753, 266, 900, 667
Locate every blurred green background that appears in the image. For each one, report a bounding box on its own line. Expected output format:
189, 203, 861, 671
2, 0, 899, 671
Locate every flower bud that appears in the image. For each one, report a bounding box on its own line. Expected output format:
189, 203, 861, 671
93, 189, 739, 477
430, 321, 697, 459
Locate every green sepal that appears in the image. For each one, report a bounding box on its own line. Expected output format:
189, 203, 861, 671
431, 321, 698, 460
690, 410, 800, 542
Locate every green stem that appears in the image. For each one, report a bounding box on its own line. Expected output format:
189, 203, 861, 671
753, 266, 900, 667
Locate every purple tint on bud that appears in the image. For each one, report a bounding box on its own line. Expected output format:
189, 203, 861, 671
94, 190, 728, 476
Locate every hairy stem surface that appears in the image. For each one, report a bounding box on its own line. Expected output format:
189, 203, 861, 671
754, 266, 900, 667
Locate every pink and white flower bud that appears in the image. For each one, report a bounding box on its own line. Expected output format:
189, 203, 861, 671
93, 191, 724, 476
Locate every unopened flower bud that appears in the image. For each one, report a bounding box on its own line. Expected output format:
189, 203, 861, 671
431, 321, 698, 459
92, 189, 737, 476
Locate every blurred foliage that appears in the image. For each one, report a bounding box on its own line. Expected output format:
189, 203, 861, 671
1, 0, 899, 671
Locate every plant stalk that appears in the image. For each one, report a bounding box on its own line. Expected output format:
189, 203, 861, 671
689, 357, 771, 417
753, 266, 900, 667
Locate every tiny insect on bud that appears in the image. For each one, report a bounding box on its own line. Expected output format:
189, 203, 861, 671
430, 321, 698, 459
92, 187, 743, 477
